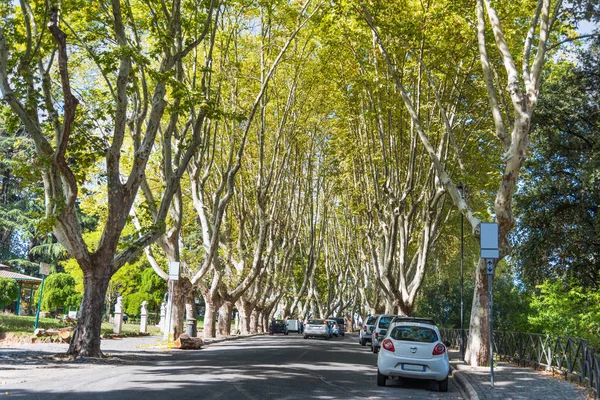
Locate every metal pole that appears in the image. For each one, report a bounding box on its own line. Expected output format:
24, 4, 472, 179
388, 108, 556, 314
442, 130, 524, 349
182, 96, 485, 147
15, 282, 22, 316
167, 280, 174, 341
489, 270, 494, 388
34, 275, 46, 330
460, 213, 464, 361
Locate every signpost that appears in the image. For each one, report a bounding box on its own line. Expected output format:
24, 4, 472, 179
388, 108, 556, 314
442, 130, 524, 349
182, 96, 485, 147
165, 262, 180, 341
34, 263, 51, 330
480, 223, 498, 388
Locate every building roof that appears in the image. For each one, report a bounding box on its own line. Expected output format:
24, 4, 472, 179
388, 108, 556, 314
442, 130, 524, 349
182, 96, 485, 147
0, 264, 42, 283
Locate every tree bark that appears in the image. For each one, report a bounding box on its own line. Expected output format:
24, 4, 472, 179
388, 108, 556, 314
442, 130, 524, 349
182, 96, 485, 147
203, 296, 222, 338
67, 267, 112, 357
218, 301, 233, 336
236, 299, 253, 335
465, 258, 491, 366
250, 309, 259, 333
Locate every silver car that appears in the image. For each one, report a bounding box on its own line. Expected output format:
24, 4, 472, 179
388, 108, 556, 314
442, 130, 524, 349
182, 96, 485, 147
359, 315, 378, 346
303, 319, 331, 340
371, 314, 396, 353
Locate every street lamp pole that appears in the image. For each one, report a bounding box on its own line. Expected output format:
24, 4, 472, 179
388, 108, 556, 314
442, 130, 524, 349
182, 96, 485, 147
457, 184, 465, 361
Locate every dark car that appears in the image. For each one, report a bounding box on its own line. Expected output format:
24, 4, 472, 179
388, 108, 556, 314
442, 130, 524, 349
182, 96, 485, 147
269, 319, 289, 335
328, 317, 346, 336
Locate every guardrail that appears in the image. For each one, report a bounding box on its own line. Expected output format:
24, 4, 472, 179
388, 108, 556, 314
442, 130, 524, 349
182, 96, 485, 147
440, 329, 600, 398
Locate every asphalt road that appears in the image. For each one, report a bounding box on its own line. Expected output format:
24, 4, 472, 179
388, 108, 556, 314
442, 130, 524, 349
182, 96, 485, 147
1, 334, 464, 399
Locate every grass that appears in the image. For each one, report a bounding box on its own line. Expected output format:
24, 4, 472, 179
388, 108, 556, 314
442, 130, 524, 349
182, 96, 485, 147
0, 314, 161, 336
101, 321, 161, 336
0, 314, 65, 335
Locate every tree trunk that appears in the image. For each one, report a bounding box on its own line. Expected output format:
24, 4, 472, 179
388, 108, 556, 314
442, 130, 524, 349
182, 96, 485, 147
203, 296, 221, 338
250, 309, 259, 333
465, 258, 491, 366
172, 278, 193, 340
218, 301, 233, 336
236, 299, 252, 335
68, 268, 112, 357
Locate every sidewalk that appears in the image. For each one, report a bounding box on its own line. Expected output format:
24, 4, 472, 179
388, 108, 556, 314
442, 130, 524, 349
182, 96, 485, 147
450, 356, 588, 400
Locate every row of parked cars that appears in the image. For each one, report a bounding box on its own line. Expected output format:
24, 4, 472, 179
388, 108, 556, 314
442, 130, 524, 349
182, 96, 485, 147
359, 314, 450, 392
268, 317, 346, 339
303, 317, 346, 339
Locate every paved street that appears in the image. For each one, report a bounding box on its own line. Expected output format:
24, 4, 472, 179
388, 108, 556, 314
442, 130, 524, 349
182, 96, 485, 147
0, 334, 463, 399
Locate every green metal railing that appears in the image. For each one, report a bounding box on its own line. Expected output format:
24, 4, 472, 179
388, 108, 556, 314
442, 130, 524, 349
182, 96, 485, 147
440, 328, 600, 398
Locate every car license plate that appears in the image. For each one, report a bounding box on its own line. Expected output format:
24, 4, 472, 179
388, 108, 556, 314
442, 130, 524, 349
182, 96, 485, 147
402, 364, 426, 372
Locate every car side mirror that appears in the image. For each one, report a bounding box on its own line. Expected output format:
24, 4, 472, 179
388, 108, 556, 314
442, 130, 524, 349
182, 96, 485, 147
444, 340, 451, 347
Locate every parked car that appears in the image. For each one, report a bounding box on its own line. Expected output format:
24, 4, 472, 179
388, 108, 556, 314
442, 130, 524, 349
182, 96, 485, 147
376, 318, 450, 392
371, 314, 396, 353
326, 319, 340, 337
286, 319, 302, 333
359, 315, 378, 346
269, 319, 289, 335
328, 317, 346, 336
304, 319, 331, 340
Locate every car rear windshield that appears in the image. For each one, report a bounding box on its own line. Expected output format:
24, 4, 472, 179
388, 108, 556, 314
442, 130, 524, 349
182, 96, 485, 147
335, 318, 345, 325
366, 316, 377, 325
378, 316, 393, 329
390, 326, 438, 343
273, 320, 284, 325
308, 320, 326, 325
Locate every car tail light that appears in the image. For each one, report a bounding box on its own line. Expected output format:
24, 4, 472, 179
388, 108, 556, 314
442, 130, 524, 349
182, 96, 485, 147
375, 331, 378, 338
363, 326, 367, 332
432, 343, 446, 355
382, 339, 395, 352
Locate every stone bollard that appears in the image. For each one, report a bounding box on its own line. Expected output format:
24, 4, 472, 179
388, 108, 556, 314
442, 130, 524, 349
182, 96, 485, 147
113, 295, 123, 334
140, 301, 149, 334
159, 301, 166, 333
186, 318, 197, 337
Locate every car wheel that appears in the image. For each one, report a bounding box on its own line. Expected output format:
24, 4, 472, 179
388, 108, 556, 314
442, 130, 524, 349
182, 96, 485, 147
360, 338, 367, 346
438, 377, 448, 392
376, 369, 387, 387
269, 332, 273, 335
372, 344, 378, 354
284, 331, 288, 335
341, 333, 345, 337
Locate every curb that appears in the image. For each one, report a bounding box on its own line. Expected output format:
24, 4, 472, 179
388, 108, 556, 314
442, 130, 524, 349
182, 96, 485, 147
452, 367, 479, 400
203, 333, 266, 346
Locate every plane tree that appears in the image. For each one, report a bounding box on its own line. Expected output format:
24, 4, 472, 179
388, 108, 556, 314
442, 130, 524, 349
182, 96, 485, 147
0, 0, 216, 356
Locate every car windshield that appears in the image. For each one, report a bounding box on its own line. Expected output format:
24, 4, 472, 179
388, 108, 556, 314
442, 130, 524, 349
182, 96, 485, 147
308, 319, 326, 325
390, 326, 438, 343
366, 316, 377, 325
378, 316, 393, 329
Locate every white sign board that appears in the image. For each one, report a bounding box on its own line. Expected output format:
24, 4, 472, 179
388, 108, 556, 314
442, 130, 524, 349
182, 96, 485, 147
480, 222, 499, 259
168, 262, 180, 281
39, 262, 51, 276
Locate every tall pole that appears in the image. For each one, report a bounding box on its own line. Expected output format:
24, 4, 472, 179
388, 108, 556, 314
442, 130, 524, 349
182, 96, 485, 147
488, 264, 495, 387
34, 275, 46, 330
460, 212, 464, 360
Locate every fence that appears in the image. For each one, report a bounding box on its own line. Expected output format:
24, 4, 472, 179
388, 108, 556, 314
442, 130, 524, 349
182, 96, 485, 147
440, 329, 600, 398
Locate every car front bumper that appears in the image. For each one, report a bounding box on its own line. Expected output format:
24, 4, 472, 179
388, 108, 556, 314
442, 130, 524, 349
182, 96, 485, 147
378, 352, 449, 381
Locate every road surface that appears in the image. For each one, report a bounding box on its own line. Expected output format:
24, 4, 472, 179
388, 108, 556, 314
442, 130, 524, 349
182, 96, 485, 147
1, 334, 464, 399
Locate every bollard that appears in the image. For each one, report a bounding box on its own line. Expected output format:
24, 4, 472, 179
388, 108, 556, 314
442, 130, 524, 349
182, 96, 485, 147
113, 295, 123, 334
186, 318, 197, 337
140, 301, 148, 334
159, 301, 166, 333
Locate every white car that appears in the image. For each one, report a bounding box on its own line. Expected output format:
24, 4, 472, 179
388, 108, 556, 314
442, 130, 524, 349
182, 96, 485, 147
371, 314, 396, 353
303, 319, 331, 339
376, 318, 450, 392
359, 315, 378, 346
